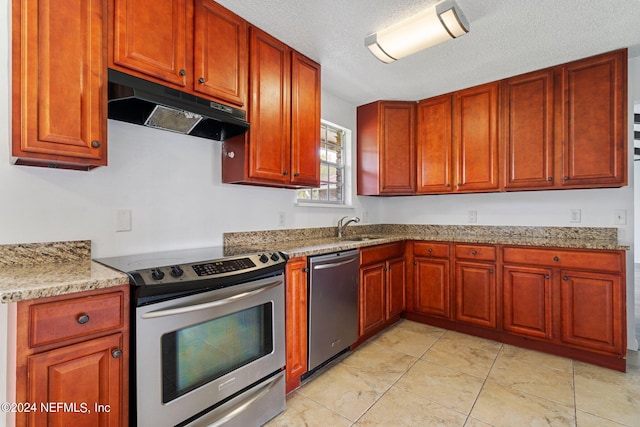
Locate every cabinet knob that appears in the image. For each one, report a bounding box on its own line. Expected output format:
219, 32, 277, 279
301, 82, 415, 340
547, 177, 553, 181
383, 267, 388, 271
294, 172, 300, 177
428, 248, 433, 253
77, 314, 90, 325
91, 140, 100, 148
226, 151, 235, 159
471, 250, 477, 255
446, 183, 451, 187
111, 349, 123, 359
302, 267, 309, 273
553, 256, 560, 262
545, 275, 550, 279
283, 170, 289, 176
563, 275, 569, 281
198, 77, 206, 84
179, 69, 186, 76
489, 268, 494, 274
413, 261, 417, 265
564, 176, 569, 181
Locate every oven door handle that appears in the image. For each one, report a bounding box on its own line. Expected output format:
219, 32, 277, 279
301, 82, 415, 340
207, 374, 281, 427
140, 279, 282, 319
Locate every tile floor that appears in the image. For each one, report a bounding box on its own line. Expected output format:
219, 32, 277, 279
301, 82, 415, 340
267, 320, 640, 427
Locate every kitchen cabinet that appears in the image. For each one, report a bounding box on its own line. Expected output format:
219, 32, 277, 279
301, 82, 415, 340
454, 244, 498, 329
284, 257, 308, 393
358, 243, 406, 339
557, 49, 627, 188
502, 69, 555, 190
222, 27, 321, 188
110, 0, 248, 108
416, 95, 454, 193
410, 242, 452, 319
15, 286, 129, 427
12, 0, 107, 170
502, 246, 625, 357
357, 101, 416, 195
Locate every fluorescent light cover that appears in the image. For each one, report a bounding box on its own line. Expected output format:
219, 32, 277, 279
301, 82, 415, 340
365, 0, 469, 63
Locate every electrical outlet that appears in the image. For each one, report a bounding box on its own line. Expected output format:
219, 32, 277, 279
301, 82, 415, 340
467, 210, 477, 224
116, 210, 132, 232
569, 209, 581, 223
362, 211, 369, 223
613, 209, 627, 225
278, 212, 286, 227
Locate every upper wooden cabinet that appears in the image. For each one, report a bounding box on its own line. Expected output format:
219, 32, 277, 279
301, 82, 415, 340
417, 95, 454, 193
110, 0, 248, 108
222, 27, 321, 188
357, 101, 417, 195
557, 50, 627, 188
12, 0, 107, 170
502, 69, 555, 190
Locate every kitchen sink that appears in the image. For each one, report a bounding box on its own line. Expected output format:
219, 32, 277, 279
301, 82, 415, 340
342, 236, 381, 241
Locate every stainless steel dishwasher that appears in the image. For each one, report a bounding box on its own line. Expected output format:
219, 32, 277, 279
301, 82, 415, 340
307, 249, 360, 372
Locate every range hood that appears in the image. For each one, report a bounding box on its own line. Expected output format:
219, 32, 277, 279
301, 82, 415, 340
107, 69, 249, 141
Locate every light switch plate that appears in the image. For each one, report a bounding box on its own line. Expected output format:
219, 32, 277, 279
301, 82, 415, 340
569, 209, 581, 223
116, 210, 132, 232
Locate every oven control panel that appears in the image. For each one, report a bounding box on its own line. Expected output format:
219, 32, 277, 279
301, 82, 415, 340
192, 258, 257, 276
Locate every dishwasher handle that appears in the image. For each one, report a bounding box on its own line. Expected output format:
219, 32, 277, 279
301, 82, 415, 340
312, 256, 358, 270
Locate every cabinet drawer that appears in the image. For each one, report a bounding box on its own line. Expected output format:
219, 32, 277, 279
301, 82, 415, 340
503, 247, 624, 273
414, 242, 450, 258
361, 242, 405, 265
29, 291, 124, 348
454, 244, 496, 261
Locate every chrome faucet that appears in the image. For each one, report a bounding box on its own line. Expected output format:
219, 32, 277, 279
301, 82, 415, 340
337, 216, 360, 238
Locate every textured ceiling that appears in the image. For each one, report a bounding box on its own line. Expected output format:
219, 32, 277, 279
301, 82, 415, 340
215, 0, 640, 106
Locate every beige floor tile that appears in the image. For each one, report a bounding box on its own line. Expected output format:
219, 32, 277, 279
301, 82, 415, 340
395, 359, 484, 414
370, 319, 445, 357
488, 351, 575, 406
464, 418, 495, 427
297, 363, 382, 422
340, 341, 417, 386
265, 392, 352, 427
422, 331, 502, 378
576, 410, 627, 427
574, 361, 640, 426
498, 344, 573, 373
470, 381, 575, 427
355, 387, 467, 426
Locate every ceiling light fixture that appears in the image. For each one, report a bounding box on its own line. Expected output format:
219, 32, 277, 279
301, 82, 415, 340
365, 0, 470, 63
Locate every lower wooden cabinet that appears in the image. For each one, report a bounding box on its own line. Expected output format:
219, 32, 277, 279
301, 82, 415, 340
15, 286, 129, 427
358, 243, 405, 340
284, 256, 308, 393
454, 244, 497, 329
411, 242, 451, 319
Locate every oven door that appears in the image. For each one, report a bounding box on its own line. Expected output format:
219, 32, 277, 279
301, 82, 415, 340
134, 274, 285, 427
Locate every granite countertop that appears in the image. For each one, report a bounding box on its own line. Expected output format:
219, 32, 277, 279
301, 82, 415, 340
0, 241, 129, 304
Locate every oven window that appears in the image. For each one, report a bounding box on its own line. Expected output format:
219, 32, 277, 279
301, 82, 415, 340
161, 302, 274, 403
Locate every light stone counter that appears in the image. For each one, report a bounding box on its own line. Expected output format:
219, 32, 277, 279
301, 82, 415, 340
0, 241, 129, 303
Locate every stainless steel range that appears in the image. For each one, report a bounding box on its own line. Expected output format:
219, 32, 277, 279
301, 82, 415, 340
97, 247, 287, 427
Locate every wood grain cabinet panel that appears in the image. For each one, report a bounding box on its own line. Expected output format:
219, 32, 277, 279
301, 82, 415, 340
502, 69, 555, 190
416, 95, 454, 193
386, 257, 406, 319
357, 101, 416, 195
455, 261, 497, 329
285, 257, 308, 392
359, 262, 387, 336
12, 0, 107, 169
413, 257, 451, 318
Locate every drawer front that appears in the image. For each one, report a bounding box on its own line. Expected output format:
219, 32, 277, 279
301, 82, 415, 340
413, 241, 450, 258
503, 247, 624, 272
454, 244, 496, 262
361, 242, 405, 265
30, 291, 124, 348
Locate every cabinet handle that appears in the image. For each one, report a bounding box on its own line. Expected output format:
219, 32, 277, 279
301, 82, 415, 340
471, 250, 477, 255
91, 140, 100, 148
283, 170, 289, 176
111, 349, 123, 359
294, 172, 300, 177
198, 77, 206, 84
302, 267, 309, 273
545, 275, 550, 279
547, 177, 553, 181
77, 314, 90, 325
383, 267, 388, 271
553, 256, 560, 262
413, 261, 417, 265
428, 248, 433, 253
446, 183, 451, 187
564, 176, 569, 181
489, 268, 494, 274
563, 276, 569, 281
179, 69, 186, 76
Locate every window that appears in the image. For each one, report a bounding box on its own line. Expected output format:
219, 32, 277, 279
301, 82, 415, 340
296, 120, 350, 205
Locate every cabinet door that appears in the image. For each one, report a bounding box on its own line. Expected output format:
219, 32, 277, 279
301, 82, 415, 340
453, 82, 500, 192
359, 263, 386, 336
455, 261, 497, 328
12, 0, 106, 169
111, 0, 189, 87
27, 334, 124, 427
414, 257, 451, 318
386, 257, 406, 318
559, 50, 627, 187
380, 102, 416, 194
247, 27, 291, 183
560, 270, 624, 355
290, 52, 321, 187
503, 265, 553, 340
417, 95, 454, 193
285, 257, 308, 389
193, 0, 247, 107
502, 69, 555, 190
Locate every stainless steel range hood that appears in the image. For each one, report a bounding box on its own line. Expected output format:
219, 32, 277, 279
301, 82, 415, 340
108, 69, 249, 141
